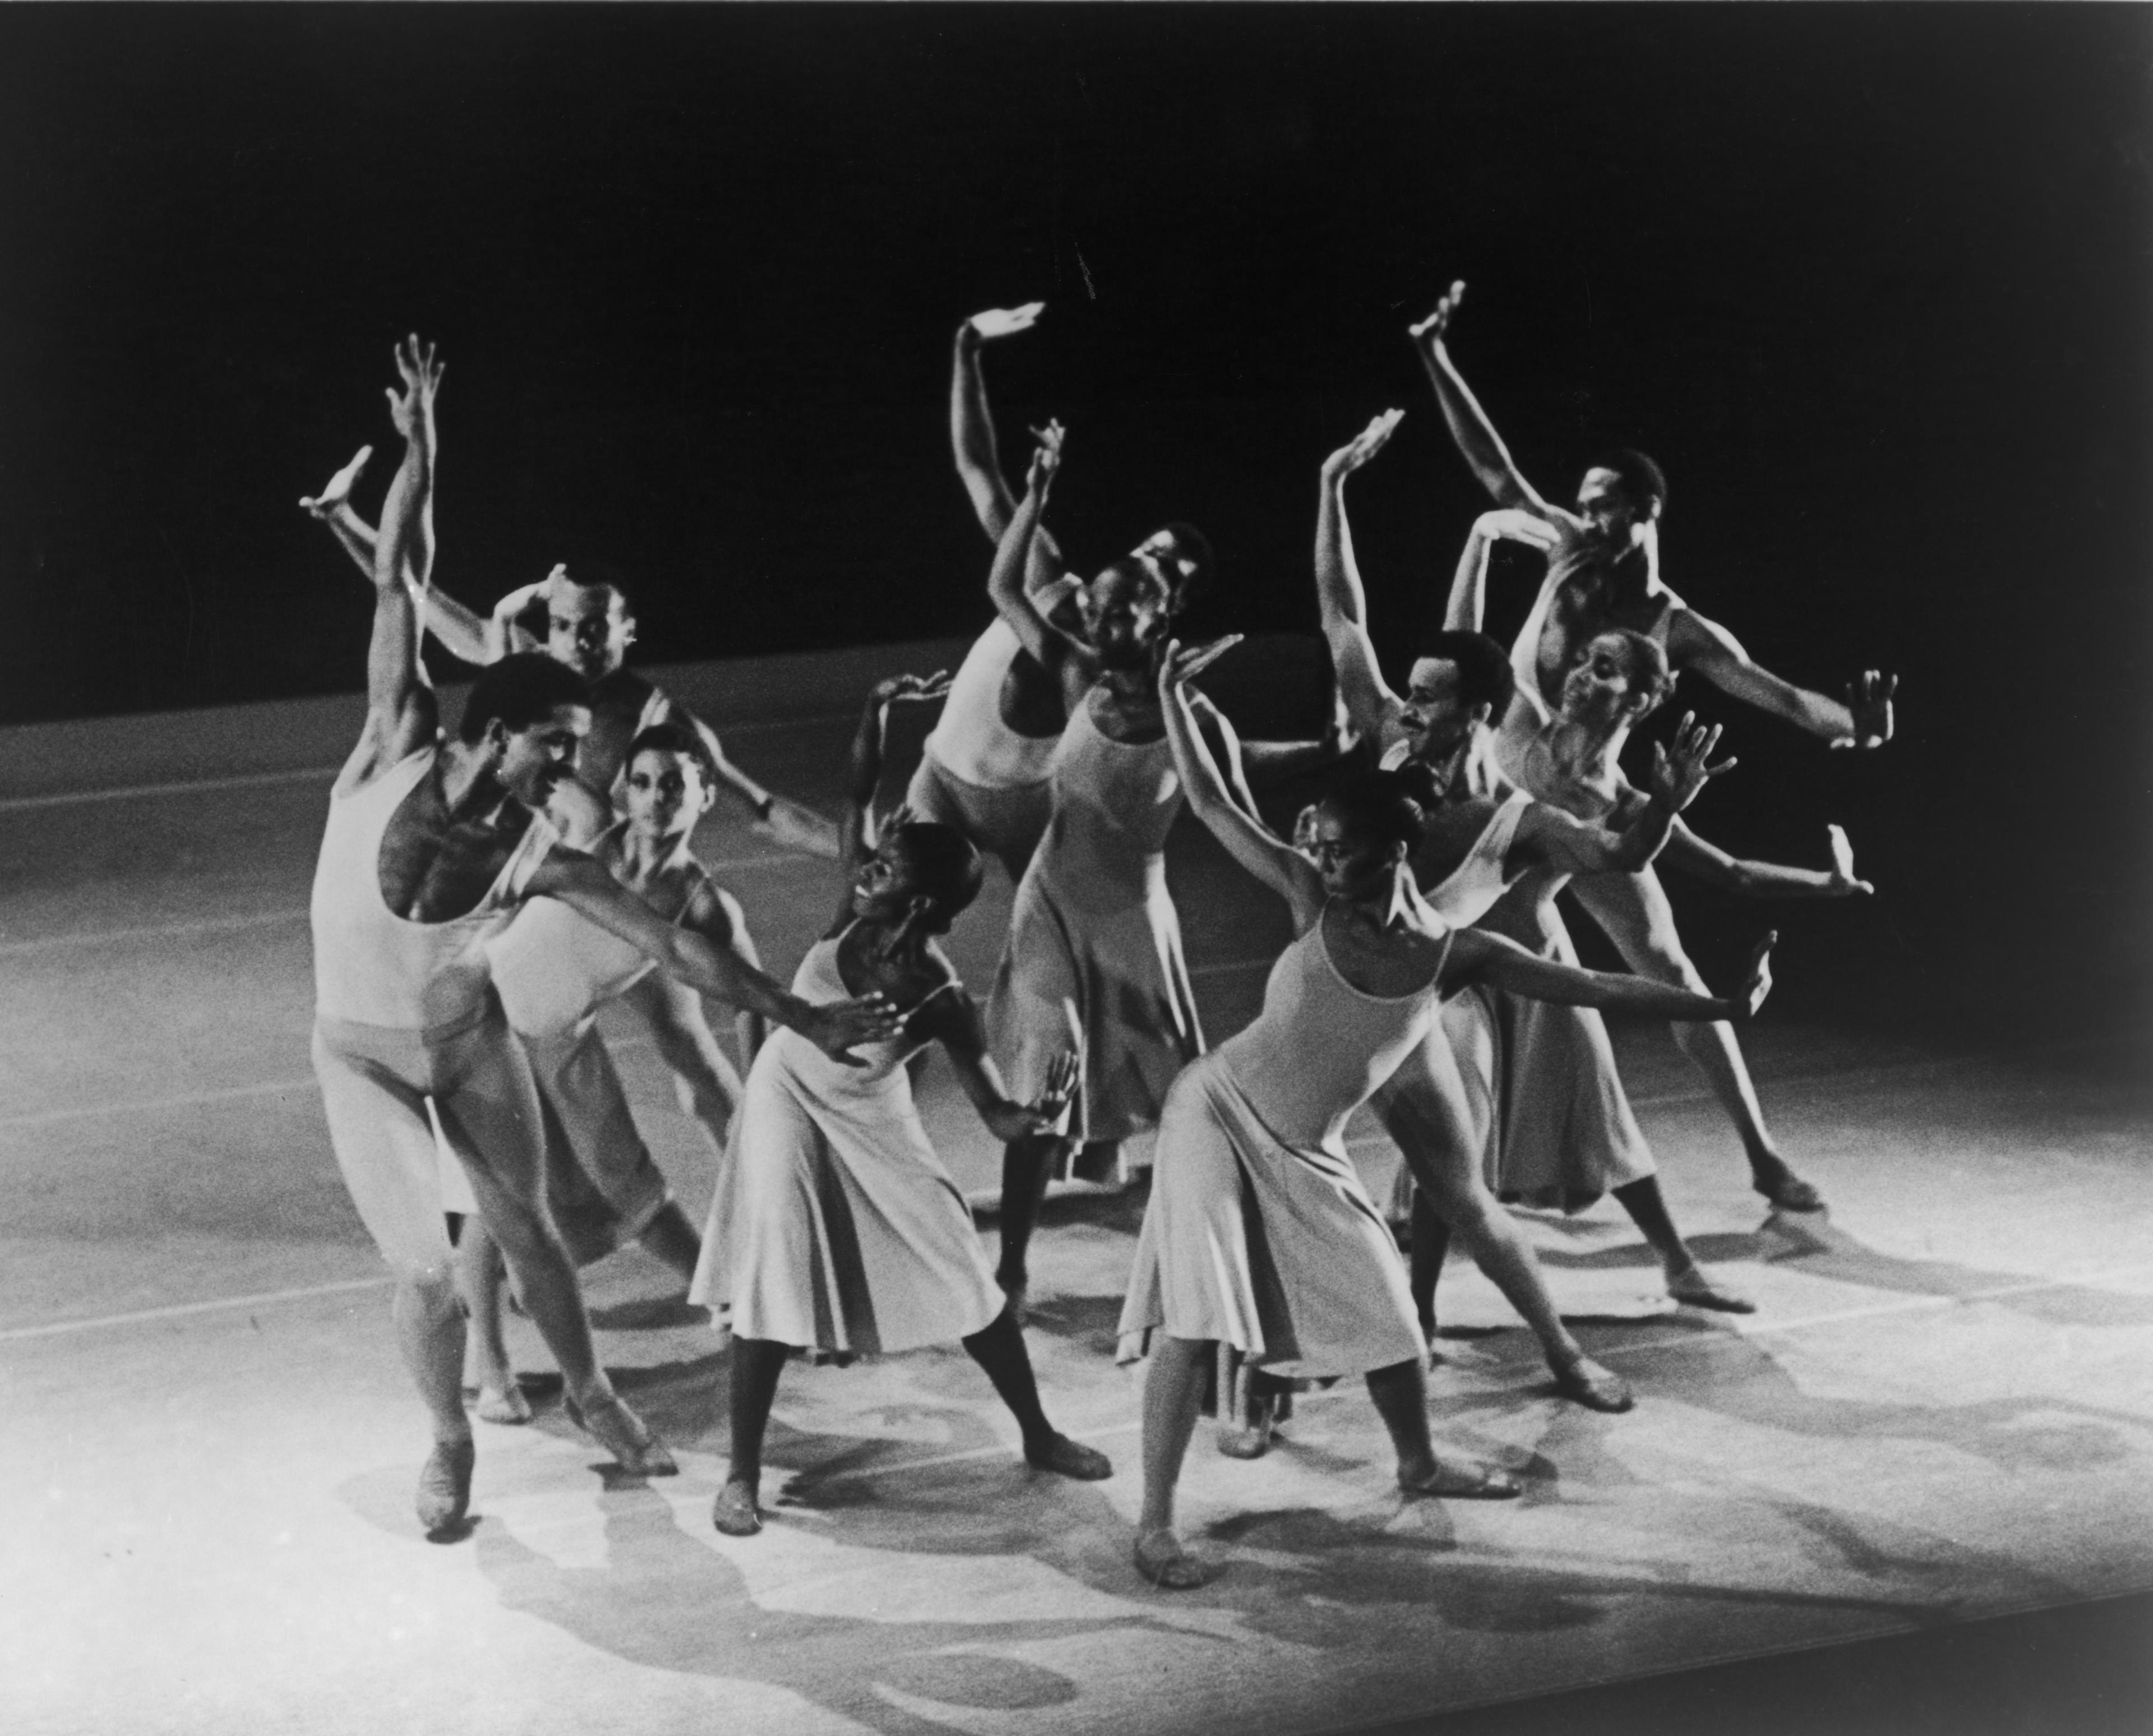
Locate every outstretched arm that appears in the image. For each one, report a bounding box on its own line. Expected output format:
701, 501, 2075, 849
918, 988, 1078, 1144
355, 337, 444, 777
1313, 411, 1407, 745
528, 851, 900, 1064
1409, 283, 1561, 519
1452, 926, 1775, 1022
950, 306, 1069, 595
1160, 638, 1324, 923
1660, 820, 1874, 898
1672, 610, 1897, 749
1442, 509, 1561, 634
1512, 713, 1736, 876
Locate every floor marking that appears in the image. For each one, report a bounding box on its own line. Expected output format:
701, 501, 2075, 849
0, 1276, 392, 1343
0, 1076, 315, 1132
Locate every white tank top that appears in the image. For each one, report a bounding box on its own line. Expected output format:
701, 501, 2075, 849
921, 617, 1063, 789
309, 748, 558, 1032
1422, 790, 1534, 928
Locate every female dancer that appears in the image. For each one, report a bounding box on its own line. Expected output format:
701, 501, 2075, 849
454, 722, 768, 1423
691, 674, 1112, 1538
1120, 641, 1772, 1589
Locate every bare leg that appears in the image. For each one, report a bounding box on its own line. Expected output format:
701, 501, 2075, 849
963, 1307, 1111, 1476
1569, 869, 1822, 1210
1136, 1335, 1215, 1587
1611, 1177, 1755, 1312
1367, 1356, 1519, 1499
715, 1336, 788, 1535
452, 1215, 530, 1423
1407, 1186, 1450, 1341
995, 1133, 1065, 1306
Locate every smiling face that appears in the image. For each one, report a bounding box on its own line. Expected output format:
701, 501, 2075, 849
1307, 801, 1407, 902
492, 702, 590, 807
849, 831, 929, 925
1399, 657, 1485, 764
544, 578, 635, 681
1079, 561, 1173, 672
622, 745, 713, 844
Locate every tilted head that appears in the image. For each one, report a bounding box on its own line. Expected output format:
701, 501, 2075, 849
1576, 448, 1667, 550
542, 564, 636, 682
850, 821, 985, 936
1078, 558, 1176, 673
1308, 768, 1426, 902
622, 722, 718, 842
1559, 629, 1675, 734
1402, 630, 1514, 764
459, 652, 591, 806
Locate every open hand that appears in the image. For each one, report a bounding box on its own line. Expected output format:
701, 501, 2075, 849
871, 670, 954, 708
1832, 670, 1897, 750
1646, 713, 1736, 813
969, 302, 1045, 341
1157, 635, 1244, 699
1024, 419, 1065, 495
385, 334, 443, 438
1321, 409, 1404, 481
1823, 824, 1874, 896
1027, 1051, 1080, 1138
807, 994, 905, 1066
1408, 280, 1467, 347
1729, 932, 1776, 1021
299, 445, 372, 520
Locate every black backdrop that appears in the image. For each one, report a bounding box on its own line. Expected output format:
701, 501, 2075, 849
2, 5, 2148, 1039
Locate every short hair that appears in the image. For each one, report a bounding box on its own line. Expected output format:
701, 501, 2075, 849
552, 559, 634, 616
626, 721, 718, 788
1319, 768, 1426, 854
1157, 521, 1215, 611
459, 652, 589, 744
1593, 629, 1676, 715
890, 821, 985, 935
1416, 630, 1516, 719
1595, 448, 1669, 519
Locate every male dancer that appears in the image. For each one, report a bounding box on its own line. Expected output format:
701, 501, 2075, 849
309, 338, 897, 1535
1410, 284, 1896, 1209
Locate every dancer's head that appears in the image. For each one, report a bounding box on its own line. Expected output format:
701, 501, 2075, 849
542, 562, 636, 681
622, 723, 718, 843
1129, 522, 1214, 612
460, 652, 591, 805
1079, 557, 1177, 673
1559, 630, 1674, 734
1576, 449, 1666, 549
1402, 631, 1514, 765
1307, 769, 1425, 901
851, 820, 985, 936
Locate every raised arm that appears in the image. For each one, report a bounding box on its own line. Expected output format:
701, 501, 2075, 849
1451, 927, 1774, 1022
833, 671, 954, 922
1442, 509, 1562, 634
528, 851, 900, 1064
1409, 283, 1560, 519
1660, 820, 1874, 898
357, 337, 443, 773
1159, 638, 1324, 922
1512, 713, 1735, 876
1672, 611, 1897, 750
950, 307, 1073, 597
986, 422, 1073, 669
1313, 411, 1406, 744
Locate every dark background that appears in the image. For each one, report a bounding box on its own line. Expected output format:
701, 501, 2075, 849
1, 5, 2148, 1039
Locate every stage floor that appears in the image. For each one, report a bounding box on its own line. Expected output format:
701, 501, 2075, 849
4, 700, 2150, 1736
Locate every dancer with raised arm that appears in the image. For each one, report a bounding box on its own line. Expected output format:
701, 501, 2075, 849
982, 424, 1246, 1319
691, 673, 1112, 1539
1410, 285, 1896, 1211
1120, 641, 1773, 1589
301, 456, 835, 854
1309, 413, 1732, 1418
455, 721, 773, 1424
307, 338, 898, 1536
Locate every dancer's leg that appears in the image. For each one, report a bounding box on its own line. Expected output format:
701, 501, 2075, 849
715, 1336, 788, 1535
1570, 870, 1821, 1209
1407, 1186, 1450, 1340
1136, 1335, 1214, 1586
452, 1215, 531, 1422
995, 1133, 1064, 1302
1366, 1356, 1518, 1498
1611, 1178, 1755, 1312
962, 1308, 1112, 1476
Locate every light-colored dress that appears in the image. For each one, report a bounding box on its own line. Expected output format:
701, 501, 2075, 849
988, 689, 1202, 1146
904, 617, 1062, 880
688, 929, 1005, 1357
1117, 911, 1450, 1381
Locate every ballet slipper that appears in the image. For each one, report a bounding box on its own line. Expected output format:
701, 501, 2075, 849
1753, 1162, 1826, 1213
415, 1436, 476, 1536
565, 1390, 678, 1477
1134, 1528, 1218, 1590
1666, 1267, 1757, 1314
1397, 1456, 1522, 1501
1025, 1433, 1114, 1480
710, 1482, 763, 1538
473, 1383, 533, 1425
1550, 1355, 1636, 1414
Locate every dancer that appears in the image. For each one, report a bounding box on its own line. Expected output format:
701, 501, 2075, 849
691, 672, 1112, 1539
1410, 284, 1896, 1210
1121, 642, 1772, 1589
301, 452, 835, 853
982, 424, 1245, 1315
1310, 413, 1730, 1416
456, 721, 771, 1424
309, 338, 897, 1535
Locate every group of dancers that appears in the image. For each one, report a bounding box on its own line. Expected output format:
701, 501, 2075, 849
302, 284, 1893, 1589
